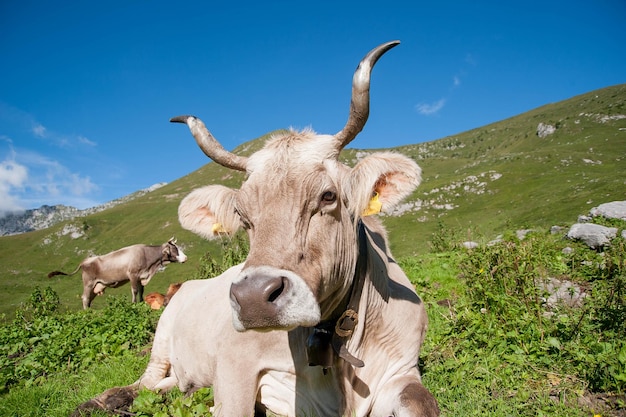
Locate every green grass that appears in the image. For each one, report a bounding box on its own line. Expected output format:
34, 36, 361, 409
383, 83, 626, 256
0, 353, 148, 417
2, 223, 625, 416
417, 230, 626, 417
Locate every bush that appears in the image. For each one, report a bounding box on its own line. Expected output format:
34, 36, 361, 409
131, 387, 213, 417
435, 232, 626, 395
191, 233, 249, 280
0, 289, 159, 393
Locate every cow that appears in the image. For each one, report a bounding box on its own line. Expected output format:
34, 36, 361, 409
144, 292, 165, 310
145, 282, 183, 309
73, 40, 439, 416
48, 238, 187, 309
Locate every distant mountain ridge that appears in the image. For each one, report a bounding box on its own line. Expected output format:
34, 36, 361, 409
0, 183, 167, 236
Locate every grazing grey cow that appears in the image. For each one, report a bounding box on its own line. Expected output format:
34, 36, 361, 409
74, 41, 439, 417
48, 238, 187, 309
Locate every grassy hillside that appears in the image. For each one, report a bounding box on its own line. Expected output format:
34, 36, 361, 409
0, 85, 624, 319
382, 83, 626, 255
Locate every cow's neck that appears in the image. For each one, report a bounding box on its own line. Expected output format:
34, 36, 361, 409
145, 245, 168, 273
307, 219, 386, 372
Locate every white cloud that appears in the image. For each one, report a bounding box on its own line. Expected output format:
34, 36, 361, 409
78, 135, 97, 146
32, 123, 47, 138
26, 153, 98, 196
67, 172, 98, 196
416, 98, 446, 116
416, 56, 469, 116
0, 160, 27, 187
0, 159, 28, 214
0, 104, 103, 214
0, 151, 99, 215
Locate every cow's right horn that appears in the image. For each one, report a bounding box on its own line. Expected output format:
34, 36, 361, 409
171, 115, 248, 172
333, 40, 400, 153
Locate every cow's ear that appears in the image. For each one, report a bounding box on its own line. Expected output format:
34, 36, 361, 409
347, 152, 422, 217
178, 185, 241, 240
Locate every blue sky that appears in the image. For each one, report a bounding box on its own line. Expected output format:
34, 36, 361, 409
1, 0, 624, 214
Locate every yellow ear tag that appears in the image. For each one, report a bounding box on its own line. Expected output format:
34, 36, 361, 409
362, 192, 382, 216
212, 223, 228, 234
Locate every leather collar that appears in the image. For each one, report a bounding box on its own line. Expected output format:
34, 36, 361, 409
306, 220, 368, 372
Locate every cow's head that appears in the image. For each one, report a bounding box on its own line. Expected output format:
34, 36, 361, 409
175, 41, 421, 331
163, 238, 188, 264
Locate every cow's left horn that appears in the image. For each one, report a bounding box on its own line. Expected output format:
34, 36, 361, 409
334, 40, 400, 152
171, 115, 248, 172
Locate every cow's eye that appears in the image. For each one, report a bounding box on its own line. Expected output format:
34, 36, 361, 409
321, 191, 336, 204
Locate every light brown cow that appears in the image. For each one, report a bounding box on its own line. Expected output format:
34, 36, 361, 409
144, 292, 165, 310
48, 238, 187, 309
74, 41, 439, 417
145, 282, 183, 309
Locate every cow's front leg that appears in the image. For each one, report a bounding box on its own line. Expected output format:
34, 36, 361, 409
212, 362, 258, 417
130, 280, 144, 303
371, 375, 440, 417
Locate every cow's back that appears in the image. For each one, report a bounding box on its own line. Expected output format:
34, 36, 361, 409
81, 246, 139, 279
105, 245, 146, 271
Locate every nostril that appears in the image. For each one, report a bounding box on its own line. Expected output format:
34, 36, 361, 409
267, 277, 286, 303
265, 276, 288, 303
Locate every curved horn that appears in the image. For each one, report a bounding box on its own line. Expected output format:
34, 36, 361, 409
334, 40, 400, 151
171, 115, 248, 172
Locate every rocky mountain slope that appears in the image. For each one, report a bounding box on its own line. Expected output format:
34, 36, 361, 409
0, 183, 166, 236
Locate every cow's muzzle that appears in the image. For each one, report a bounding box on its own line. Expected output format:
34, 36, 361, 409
229, 266, 320, 332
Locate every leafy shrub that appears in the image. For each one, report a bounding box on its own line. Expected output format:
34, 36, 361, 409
191, 233, 249, 280
429, 220, 484, 254
17, 286, 60, 320
132, 387, 213, 417
434, 231, 626, 396
429, 220, 462, 253
0, 290, 159, 393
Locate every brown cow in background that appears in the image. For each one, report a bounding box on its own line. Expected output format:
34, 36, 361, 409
145, 282, 183, 309
48, 238, 187, 309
